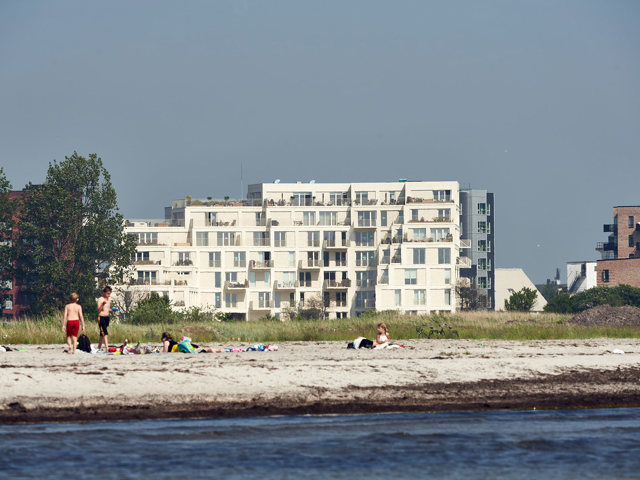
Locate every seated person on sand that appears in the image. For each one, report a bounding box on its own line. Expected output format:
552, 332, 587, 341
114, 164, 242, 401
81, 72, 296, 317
160, 332, 222, 353
372, 323, 390, 349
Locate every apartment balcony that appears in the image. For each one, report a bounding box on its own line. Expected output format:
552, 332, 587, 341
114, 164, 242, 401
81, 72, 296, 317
460, 239, 471, 249
391, 255, 402, 264
298, 259, 321, 270
252, 239, 270, 247
603, 224, 617, 233
250, 300, 274, 311
133, 260, 162, 265
224, 280, 249, 290
378, 274, 389, 285
249, 260, 272, 270
380, 255, 390, 264
172, 260, 193, 267
273, 280, 300, 290
353, 222, 377, 229
322, 239, 350, 249
596, 242, 616, 252
323, 279, 351, 290
457, 256, 472, 268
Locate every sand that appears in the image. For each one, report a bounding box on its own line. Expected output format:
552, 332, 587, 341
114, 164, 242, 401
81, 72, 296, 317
2, 338, 640, 423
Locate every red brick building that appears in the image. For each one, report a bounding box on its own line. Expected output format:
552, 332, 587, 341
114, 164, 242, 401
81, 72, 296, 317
1, 190, 28, 319
596, 206, 640, 287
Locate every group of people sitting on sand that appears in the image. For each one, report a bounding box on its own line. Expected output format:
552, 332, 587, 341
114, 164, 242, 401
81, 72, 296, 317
62, 288, 395, 354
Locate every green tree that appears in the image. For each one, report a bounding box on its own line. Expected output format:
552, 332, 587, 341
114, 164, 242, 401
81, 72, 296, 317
129, 292, 179, 325
543, 293, 573, 313
504, 287, 538, 312
14, 152, 136, 314
0, 168, 16, 309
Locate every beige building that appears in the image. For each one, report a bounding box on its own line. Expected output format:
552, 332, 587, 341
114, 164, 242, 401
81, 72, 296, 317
123, 181, 465, 320
494, 268, 547, 312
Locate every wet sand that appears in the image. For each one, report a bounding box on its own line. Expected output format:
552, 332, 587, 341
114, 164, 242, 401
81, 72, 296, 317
1, 339, 640, 423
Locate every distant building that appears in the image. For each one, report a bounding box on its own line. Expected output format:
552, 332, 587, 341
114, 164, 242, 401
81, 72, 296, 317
459, 189, 495, 309
595, 206, 640, 288
494, 268, 547, 312
566, 261, 597, 294
121, 180, 468, 319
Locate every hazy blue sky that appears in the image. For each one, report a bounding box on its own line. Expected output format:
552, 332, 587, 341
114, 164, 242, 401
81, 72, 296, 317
1, 0, 638, 283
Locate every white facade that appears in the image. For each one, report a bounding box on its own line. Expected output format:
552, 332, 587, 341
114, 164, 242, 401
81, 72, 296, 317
494, 268, 547, 312
122, 181, 463, 319
566, 261, 597, 294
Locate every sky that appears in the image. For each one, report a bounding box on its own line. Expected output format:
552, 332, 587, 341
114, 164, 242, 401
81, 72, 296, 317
1, 0, 639, 284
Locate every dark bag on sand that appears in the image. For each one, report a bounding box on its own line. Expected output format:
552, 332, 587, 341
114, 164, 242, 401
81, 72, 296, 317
77, 334, 91, 353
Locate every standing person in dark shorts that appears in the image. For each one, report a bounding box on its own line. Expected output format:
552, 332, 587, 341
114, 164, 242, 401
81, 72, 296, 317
62, 293, 85, 354
97, 286, 112, 352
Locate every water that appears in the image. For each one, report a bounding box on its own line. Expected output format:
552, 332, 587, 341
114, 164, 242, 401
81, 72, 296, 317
1, 408, 640, 479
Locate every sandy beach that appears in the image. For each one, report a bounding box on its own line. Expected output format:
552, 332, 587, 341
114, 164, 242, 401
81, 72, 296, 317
2, 338, 640, 423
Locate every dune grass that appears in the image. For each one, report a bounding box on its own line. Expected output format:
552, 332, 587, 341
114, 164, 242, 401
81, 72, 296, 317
1, 311, 639, 346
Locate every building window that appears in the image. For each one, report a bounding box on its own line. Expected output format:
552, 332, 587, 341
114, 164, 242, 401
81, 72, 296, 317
218, 232, 236, 246
629, 235, 634, 248
430, 228, 450, 242
319, 212, 337, 226
209, 252, 221, 268
253, 232, 268, 247
135, 232, 158, 245
444, 289, 451, 306
225, 272, 238, 283
135, 251, 150, 263
355, 231, 374, 246
478, 258, 487, 270
215, 293, 221, 308
214, 272, 221, 288
274, 231, 286, 247
477, 221, 487, 234
602, 269, 609, 283
303, 212, 316, 226
289, 252, 295, 267
629, 216, 635, 228
477, 203, 486, 215
413, 248, 425, 264
196, 232, 209, 246
412, 228, 426, 241
356, 251, 375, 267
233, 252, 246, 267
381, 211, 387, 227
357, 211, 376, 227
478, 240, 487, 252
394, 289, 401, 307
411, 209, 419, 222
434, 190, 451, 202
437, 209, 450, 220
414, 290, 426, 305
335, 251, 346, 266
438, 248, 451, 264
292, 192, 312, 206
355, 191, 369, 205
137, 271, 157, 285
405, 269, 417, 285
307, 231, 320, 247
444, 269, 451, 285
356, 271, 374, 288
355, 291, 375, 309
225, 293, 237, 308
478, 277, 488, 289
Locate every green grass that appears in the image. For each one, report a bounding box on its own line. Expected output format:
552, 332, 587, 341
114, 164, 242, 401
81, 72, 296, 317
2, 310, 639, 345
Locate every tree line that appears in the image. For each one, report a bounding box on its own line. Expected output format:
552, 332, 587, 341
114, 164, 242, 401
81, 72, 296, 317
0, 153, 136, 317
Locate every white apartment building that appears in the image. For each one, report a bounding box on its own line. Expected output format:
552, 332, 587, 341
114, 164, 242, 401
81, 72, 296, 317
123, 181, 464, 320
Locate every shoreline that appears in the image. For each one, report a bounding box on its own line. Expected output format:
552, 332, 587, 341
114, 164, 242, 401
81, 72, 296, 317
2, 339, 640, 424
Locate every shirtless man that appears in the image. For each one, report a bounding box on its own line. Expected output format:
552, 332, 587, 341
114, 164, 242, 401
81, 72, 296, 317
97, 286, 112, 352
62, 293, 85, 354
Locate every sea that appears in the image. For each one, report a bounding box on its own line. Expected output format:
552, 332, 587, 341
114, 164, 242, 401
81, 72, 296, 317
1, 407, 640, 479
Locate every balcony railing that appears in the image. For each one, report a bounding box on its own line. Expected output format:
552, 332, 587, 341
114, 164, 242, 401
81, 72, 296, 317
323, 279, 351, 289
298, 259, 321, 269
274, 280, 300, 290
250, 300, 274, 310
249, 260, 272, 270
224, 280, 249, 290
460, 239, 471, 249
457, 256, 472, 268
322, 239, 350, 249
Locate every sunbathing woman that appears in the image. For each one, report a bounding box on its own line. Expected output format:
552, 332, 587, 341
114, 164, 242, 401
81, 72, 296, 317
161, 332, 222, 353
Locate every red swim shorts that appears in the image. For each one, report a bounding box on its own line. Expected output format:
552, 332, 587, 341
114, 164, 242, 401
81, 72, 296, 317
66, 320, 80, 337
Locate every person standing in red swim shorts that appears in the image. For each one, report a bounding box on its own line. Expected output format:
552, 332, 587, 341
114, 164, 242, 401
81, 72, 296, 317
62, 292, 85, 354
